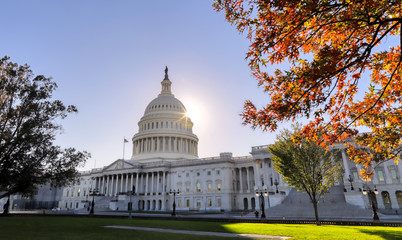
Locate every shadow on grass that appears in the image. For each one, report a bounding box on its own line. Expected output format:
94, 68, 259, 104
358, 229, 402, 240
0, 216, 258, 240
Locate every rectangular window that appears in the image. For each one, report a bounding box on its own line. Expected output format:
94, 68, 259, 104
207, 183, 212, 192
207, 171, 211, 176
352, 171, 359, 182
390, 168, 398, 180
186, 183, 190, 192
208, 199, 212, 207
217, 183, 221, 191
377, 170, 385, 182
216, 170, 220, 175
178, 200, 181, 208
196, 200, 201, 209
77, 188, 80, 197
186, 199, 190, 207
217, 198, 221, 207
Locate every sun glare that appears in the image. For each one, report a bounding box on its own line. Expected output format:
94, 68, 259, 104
183, 98, 204, 124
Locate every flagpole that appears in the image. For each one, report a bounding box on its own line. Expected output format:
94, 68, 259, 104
123, 137, 126, 160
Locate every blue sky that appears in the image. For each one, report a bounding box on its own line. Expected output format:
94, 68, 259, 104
1, 1, 398, 170
1, 1, 278, 170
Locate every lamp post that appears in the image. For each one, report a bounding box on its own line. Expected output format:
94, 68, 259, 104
169, 189, 180, 216
362, 184, 379, 221
255, 189, 268, 218
348, 175, 354, 191
127, 188, 135, 219
89, 188, 99, 215
274, 179, 279, 193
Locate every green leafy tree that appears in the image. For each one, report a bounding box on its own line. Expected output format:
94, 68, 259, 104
0, 56, 90, 214
269, 124, 342, 225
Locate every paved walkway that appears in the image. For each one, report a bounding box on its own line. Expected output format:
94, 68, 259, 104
104, 225, 291, 239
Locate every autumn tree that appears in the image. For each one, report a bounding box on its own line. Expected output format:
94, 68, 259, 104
269, 124, 342, 225
214, 0, 402, 180
0, 56, 90, 214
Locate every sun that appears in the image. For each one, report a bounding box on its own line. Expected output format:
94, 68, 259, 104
183, 98, 204, 124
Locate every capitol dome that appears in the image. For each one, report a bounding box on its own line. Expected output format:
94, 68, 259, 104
131, 67, 198, 162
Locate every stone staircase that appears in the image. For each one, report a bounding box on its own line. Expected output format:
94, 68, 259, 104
265, 185, 373, 218
94, 196, 113, 211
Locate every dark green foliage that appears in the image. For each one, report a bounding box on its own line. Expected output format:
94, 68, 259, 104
0, 56, 89, 201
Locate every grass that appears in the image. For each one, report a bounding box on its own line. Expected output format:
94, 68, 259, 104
0, 216, 401, 240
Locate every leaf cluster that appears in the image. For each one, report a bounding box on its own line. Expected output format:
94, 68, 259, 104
214, 0, 402, 179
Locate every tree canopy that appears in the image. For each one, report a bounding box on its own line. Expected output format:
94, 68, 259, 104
0, 56, 89, 200
214, 0, 402, 180
269, 124, 342, 225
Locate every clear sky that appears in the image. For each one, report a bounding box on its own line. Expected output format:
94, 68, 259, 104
1, 1, 398, 171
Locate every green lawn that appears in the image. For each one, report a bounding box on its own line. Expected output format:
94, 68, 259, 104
0, 216, 401, 240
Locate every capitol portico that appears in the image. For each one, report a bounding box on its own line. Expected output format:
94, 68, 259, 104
58, 68, 402, 216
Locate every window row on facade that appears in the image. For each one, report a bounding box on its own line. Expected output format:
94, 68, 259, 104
140, 120, 190, 132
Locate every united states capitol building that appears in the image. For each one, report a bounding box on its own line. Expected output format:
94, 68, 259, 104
56, 69, 402, 216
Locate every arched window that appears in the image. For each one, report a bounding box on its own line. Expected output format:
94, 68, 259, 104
207, 181, 212, 192
196, 182, 201, 192
382, 191, 392, 209
396, 191, 402, 204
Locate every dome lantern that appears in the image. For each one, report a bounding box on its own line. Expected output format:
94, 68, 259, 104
160, 66, 172, 96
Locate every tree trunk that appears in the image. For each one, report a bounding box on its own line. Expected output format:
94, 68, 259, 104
2, 195, 10, 216
313, 200, 320, 226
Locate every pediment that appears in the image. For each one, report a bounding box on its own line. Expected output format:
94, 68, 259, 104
104, 160, 135, 171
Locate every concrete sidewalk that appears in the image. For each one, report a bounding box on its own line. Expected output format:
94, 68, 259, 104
104, 225, 291, 239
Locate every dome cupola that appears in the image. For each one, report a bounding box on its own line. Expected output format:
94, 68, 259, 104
131, 67, 199, 162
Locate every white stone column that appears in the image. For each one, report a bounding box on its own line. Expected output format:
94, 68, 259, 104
145, 138, 148, 152
115, 175, 119, 195
239, 168, 243, 193
130, 173, 134, 192
136, 173, 139, 194
255, 160, 261, 187
110, 175, 114, 196
151, 172, 154, 194
145, 173, 149, 194
162, 171, 166, 194
246, 167, 250, 192
124, 174, 128, 192
156, 172, 160, 193
157, 137, 160, 152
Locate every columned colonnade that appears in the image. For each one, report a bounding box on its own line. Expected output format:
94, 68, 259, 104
234, 167, 254, 193
133, 136, 197, 156
94, 171, 169, 197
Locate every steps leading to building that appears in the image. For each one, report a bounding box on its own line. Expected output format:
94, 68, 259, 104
266, 185, 373, 218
